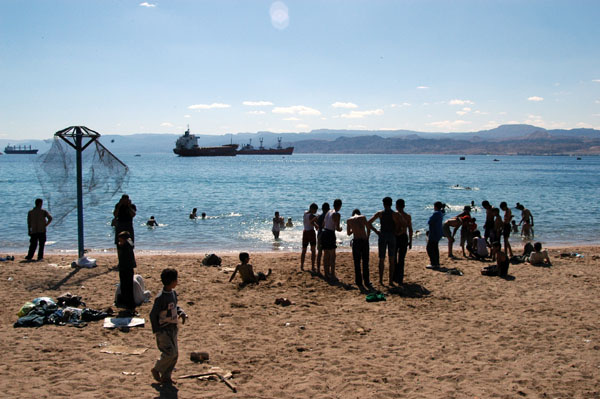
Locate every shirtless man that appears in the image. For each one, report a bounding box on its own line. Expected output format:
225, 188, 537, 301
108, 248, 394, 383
368, 197, 402, 286
499, 202, 514, 257
322, 199, 342, 281
442, 216, 462, 258
516, 203, 534, 238
394, 199, 412, 285
481, 200, 493, 245
315, 202, 330, 275
347, 209, 372, 291
300, 203, 319, 272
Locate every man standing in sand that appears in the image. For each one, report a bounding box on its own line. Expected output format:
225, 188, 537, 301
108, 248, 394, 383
26, 198, 52, 261
481, 200, 493, 245
394, 199, 412, 285
322, 199, 342, 281
300, 203, 319, 272
113, 194, 136, 245
347, 209, 372, 291
426, 201, 444, 269
442, 216, 462, 258
499, 202, 514, 257
315, 202, 330, 275
516, 203, 534, 238
368, 197, 401, 286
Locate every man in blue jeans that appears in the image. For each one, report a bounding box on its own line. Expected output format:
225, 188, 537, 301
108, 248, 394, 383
368, 197, 402, 286
426, 201, 444, 269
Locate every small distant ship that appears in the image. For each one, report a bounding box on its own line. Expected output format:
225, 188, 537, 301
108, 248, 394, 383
173, 127, 238, 157
4, 144, 38, 154
237, 137, 294, 155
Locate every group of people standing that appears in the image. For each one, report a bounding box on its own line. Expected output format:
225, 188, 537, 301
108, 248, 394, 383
300, 197, 413, 292
426, 200, 535, 276
298, 197, 537, 288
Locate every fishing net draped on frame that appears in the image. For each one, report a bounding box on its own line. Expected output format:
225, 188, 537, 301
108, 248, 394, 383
36, 136, 129, 225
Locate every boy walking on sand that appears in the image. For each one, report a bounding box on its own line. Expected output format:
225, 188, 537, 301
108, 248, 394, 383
150, 268, 187, 385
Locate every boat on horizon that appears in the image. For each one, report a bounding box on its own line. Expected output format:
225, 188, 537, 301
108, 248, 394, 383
237, 137, 294, 155
173, 127, 238, 157
4, 144, 38, 154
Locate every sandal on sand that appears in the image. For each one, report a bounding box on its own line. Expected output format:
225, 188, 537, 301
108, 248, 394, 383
161, 377, 177, 385
151, 368, 161, 382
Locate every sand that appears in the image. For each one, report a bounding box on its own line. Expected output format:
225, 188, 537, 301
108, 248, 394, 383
1, 246, 599, 398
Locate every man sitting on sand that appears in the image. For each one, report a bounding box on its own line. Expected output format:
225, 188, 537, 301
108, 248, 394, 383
528, 242, 552, 266
229, 252, 272, 285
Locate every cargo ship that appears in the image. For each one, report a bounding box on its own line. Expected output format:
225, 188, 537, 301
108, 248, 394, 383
173, 128, 238, 157
237, 137, 294, 155
4, 144, 38, 154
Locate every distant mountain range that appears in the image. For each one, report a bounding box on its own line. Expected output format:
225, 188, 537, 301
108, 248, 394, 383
2, 124, 599, 155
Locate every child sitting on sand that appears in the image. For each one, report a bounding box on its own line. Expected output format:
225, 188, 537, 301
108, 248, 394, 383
528, 242, 552, 266
481, 242, 509, 277
229, 252, 272, 285
150, 268, 187, 385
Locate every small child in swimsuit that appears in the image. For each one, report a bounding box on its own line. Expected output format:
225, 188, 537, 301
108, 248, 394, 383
229, 252, 272, 286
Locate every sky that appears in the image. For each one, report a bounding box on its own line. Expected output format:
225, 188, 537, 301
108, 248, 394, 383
1, 0, 599, 140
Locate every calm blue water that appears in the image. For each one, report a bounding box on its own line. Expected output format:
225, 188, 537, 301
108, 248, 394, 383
1, 153, 599, 254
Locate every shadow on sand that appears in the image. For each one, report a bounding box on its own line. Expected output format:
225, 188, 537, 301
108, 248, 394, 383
387, 283, 431, 298
152, 382, 178, 399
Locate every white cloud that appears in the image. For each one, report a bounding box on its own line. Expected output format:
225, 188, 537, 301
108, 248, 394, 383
390, 102, 411, 108
341, 109, 384, 119
272, 105, 321, 116
348, 125, 367, 129
160, 122, 173, 127
331, 102, 358, 109
593, 114, 600, 117
296, 124, 309, 129
184, 114, 191, 118
473, 110, 488, 115
188, 103, 231, 110
456, 111, 468, 116
527, 96, 544, 102
595, 99, 600, 104
417, 86, 430, 90
428, 120, 471, 130
243, 101, 273, 106
449, 99, 474, 105
592, 79, 600, 83
576, 122, 593, 128
139, 2, 156, 7
283, 117, 300, 121
270, 1, 289, 30
246, 110, 266, 115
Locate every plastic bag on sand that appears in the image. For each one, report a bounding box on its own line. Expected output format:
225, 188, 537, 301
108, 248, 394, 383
72, 256, 97, 268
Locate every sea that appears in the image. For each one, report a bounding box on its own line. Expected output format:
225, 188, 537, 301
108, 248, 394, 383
1, 152, 599, 255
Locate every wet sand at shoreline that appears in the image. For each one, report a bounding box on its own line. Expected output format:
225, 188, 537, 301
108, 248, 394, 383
1, 246, 599, 398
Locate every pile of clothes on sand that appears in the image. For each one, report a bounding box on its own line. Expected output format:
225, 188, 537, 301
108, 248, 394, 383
14, 293, 112, 328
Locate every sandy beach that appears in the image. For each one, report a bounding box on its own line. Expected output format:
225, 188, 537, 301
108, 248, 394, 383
1, 246, 599, 398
